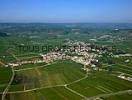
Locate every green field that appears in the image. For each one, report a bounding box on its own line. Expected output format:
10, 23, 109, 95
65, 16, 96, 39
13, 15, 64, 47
9, 60, 85, 91
112, 64, 132, 75
6, 87, 83, 100
2, 70, 132, 100
104, 93, 132, 100
0, 24, 132, 100
0, 67, 12, 92
68, 71, 132, 97
1, 61, 132, 100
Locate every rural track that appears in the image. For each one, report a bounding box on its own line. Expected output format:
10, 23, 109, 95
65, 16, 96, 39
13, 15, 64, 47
64, 84, 86, 98
18, 56, 41, 60
14, 63, 51, 71
85, 90, 132, 100
1, 52, 16, 100
68, 74, 88, 85
0, 63, 88, 99
0, 73, 88, 94
14, 62, 57, 71
116, 71, 132, 77
1, 67, 15, 100
0, 84, 65, 94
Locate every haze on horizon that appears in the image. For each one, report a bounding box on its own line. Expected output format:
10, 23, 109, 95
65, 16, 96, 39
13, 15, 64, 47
0, 0, 132, 23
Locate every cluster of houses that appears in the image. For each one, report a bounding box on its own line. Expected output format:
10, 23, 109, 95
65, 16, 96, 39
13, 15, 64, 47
39, 41, 102, 71
40, 52, 70, 63
6, 59, 43, 67
5, 40, 106, 71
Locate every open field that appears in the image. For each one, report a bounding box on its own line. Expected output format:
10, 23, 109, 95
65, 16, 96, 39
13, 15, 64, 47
0, 67, 12, 92
112, 64, 132, 75
0, 23, 132, 100
68, 71, 132, 97
8, 60, 85, 91
104, 93, 132, 100
6, 87, 83, 100
1, 61, 132, 100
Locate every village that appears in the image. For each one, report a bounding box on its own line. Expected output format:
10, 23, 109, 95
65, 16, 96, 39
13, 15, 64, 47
5, 40, 132, 82
6, 40, 105, 72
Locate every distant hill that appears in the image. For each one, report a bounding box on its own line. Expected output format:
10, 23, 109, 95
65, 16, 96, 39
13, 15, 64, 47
0, 32, 8, 37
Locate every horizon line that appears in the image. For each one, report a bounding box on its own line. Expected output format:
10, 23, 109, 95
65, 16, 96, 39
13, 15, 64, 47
0, 22, 132, 24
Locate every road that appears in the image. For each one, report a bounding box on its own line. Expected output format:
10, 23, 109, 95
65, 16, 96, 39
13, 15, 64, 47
68, 74, 88, 85
14, 63, 51, 71
85, 90, 132, 100
0, 84, 65, 94
1, 67, 15, 100
0, 73, 88, 94
64, 85, 86, 98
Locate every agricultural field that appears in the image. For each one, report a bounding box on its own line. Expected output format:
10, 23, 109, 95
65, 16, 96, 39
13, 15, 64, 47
104, 94, 132, 100
8, 60, 85, 91
0, 67, 12, 92
0, 23, 132, 100
68, 71, 132, 97
1, 60, 132, 100
6, 87, 83, 100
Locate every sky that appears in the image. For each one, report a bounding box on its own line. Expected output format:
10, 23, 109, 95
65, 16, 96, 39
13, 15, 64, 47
0, 0, 132, 23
